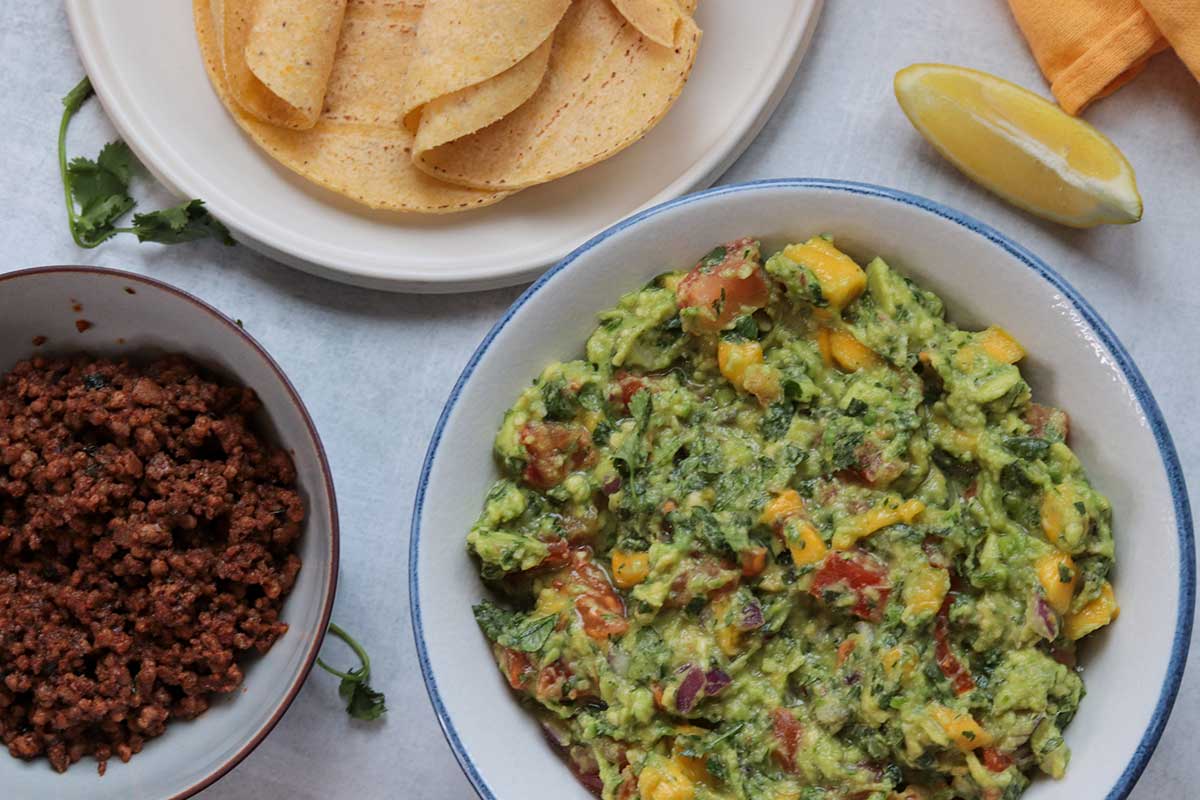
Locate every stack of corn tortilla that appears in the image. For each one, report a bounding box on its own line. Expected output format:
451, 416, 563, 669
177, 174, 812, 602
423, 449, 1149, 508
194, 0, 701, 213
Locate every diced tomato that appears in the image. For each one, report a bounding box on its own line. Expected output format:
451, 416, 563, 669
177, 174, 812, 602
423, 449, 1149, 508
542, 539, 571, 569
520, 422, 597, 489
555, 549, 629, 640
1025, 403, 1070, 442
934, 598, 975, 695
535, 660, 572, 702
981, 747, 1014, 773
740, 545, 768, 577
615, 766, 639, 800
612, 371, 646, 410
809, 551, 891, 622
771, 707, 803, 770
499, 648, 534, 690
676, 238, 770, 333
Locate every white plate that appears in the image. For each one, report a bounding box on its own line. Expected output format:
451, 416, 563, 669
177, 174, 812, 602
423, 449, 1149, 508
66, 0, 823, 293
411, 180, 1194, 799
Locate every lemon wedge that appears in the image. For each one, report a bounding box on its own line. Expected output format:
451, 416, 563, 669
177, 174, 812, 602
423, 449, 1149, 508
894, 63, 1142, 228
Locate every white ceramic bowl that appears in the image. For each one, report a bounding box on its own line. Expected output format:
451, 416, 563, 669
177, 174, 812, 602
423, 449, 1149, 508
412, 180, 1194, 800
0, 267, 338, 799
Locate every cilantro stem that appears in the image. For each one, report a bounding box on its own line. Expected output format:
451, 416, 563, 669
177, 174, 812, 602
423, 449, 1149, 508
59, 77, 100, 248
316, 622, 372, 682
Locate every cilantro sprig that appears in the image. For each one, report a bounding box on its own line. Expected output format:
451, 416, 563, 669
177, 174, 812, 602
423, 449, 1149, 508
316, 623, 387, 721
58, 77, 233, 248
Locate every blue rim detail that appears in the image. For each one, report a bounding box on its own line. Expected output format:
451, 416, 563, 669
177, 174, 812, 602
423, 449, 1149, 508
410, 178, 1195, 800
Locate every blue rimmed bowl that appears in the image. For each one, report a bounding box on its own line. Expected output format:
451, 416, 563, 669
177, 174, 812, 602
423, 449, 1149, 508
411, 179, 1193, 800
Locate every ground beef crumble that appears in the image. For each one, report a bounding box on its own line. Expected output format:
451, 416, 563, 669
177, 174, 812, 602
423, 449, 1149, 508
0, 355, 303, 773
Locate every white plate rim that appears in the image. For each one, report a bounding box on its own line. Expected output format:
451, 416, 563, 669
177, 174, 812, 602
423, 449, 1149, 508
409, 178, 1195, 800
64, 0, 824, 293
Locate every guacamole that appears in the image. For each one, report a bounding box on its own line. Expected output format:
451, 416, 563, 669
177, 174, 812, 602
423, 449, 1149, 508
467, 236, 1118, 800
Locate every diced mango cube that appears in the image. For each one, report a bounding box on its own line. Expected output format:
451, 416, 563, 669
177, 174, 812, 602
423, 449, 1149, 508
1064, 581, 1119, 640
742, 363, 783, 404
829, 330, 881, 372
761, 489, 805, 527
929, 704, 993, 751
787, 520, 828, 566
979, 326, 1025, 363
833, 498, 925, 550
1035, 551, 1078, 614
639, 758, 696, 800
716, 625, 741, 657
903, 565, 950, 621
612, 550, 651, 589
718, 340, 764, 390
783, 237, 867, 309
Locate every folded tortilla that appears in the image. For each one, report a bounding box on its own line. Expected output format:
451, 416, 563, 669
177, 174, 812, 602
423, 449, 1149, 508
411, 0, 701, 192
399, 0, 571, 164
213, 0, 347, 130
610, 0, 684, 47
196, 0, 508, 212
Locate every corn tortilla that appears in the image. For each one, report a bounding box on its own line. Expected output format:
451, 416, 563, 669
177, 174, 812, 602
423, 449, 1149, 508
213, 0, 347, 129
195, 0, 508, 213
399, 0, 571, 127
412, 0, 701, 191
413, 38, 554, 157
610, 0, 683, 48
243, 0, 348, 127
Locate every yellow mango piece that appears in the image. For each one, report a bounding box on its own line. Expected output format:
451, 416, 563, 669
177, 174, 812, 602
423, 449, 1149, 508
742, 364, 782, 404
834, 498, 925, 550
783, 237, 867, 309
716, 625, 741, 657
718, 340, 764, 390
1035, 551, 1078, 614
929, 704, 993, 751
1064, 581, 1119, 640
761, 489, 805, 527
639, 758, 695, 800
829, 329, 881, 372
787, 520, 828, 566
612, 550, 651, 589
903, 565, 949, 621
979, 326, 1025, 363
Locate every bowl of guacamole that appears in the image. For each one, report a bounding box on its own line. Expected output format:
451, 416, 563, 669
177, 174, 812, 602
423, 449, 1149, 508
411, 180, 1193, 800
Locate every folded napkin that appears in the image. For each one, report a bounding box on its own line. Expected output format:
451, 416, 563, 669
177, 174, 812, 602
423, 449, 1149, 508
1008, 0, 1200, 114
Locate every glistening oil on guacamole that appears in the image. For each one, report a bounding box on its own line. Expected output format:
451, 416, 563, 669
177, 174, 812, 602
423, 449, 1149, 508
466, 236, 1118, 800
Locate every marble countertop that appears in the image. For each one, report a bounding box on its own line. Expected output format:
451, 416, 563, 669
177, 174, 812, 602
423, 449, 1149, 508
1, 1, 1196, 798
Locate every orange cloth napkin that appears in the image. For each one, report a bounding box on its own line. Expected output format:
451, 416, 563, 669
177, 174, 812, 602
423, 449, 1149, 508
1008, 0, 1200, 114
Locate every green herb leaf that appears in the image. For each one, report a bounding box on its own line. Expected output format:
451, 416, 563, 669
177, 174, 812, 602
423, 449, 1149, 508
1003, 436, 1051, 460
131, 199, 234, 245
316, 623, 387, 722
58, 77, 232, 249
473, 601, 558, 653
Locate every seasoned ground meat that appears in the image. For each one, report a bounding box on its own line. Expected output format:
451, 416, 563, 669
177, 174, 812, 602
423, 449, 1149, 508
0, 355, 303, 773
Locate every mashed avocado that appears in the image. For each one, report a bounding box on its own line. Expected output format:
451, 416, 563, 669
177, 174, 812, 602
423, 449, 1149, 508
467, 236, 1118, 800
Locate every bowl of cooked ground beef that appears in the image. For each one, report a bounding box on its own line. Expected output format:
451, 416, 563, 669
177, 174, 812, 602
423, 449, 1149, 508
0, 266, 338, 799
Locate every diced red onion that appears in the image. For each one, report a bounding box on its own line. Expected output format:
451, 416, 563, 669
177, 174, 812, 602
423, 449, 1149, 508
737, 602, 764, 631
601, 476, 622, 495
676, 665, 705, 713
1029, 595, 1059, 641
705, 668, 731, 695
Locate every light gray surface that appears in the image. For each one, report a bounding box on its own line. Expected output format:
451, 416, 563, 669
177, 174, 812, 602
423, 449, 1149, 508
0, 2, 1195, 798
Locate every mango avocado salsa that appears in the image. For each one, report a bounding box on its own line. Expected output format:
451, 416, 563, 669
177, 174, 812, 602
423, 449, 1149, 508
467, 236, 1118, 800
